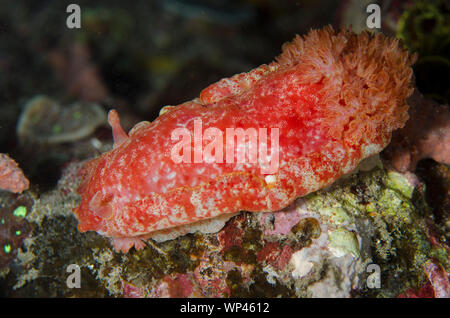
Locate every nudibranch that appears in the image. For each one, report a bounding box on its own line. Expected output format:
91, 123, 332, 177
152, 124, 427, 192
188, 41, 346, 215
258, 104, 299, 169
73, 26, 416, 252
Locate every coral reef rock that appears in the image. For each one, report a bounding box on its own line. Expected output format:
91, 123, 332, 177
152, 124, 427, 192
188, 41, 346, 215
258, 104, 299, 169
1, 161, 447, 298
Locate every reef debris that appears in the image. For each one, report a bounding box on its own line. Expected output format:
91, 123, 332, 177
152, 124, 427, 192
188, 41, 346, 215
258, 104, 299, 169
1, 160, 446, 298
16, 95, 107, 145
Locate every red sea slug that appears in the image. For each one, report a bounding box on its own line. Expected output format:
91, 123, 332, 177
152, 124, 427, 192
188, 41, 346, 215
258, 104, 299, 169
73, 26, 416, 252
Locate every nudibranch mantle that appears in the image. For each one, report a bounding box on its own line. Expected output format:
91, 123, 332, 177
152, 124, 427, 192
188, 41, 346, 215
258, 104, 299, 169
73, 26, 416, 252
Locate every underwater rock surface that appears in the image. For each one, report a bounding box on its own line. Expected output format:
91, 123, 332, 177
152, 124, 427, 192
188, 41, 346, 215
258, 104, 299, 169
0, 161, 448, 298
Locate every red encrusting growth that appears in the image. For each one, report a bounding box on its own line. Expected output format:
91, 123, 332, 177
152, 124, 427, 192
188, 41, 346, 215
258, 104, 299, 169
73, 26, 416, 252
0, 154, 29, 194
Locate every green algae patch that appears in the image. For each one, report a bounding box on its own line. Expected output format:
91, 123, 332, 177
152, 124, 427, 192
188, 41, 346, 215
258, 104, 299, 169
377, 187, 415, 222
13, 206, 27, 218
384, 171, 415, 199
328, 228, 360, 258
319, 207, 351, 225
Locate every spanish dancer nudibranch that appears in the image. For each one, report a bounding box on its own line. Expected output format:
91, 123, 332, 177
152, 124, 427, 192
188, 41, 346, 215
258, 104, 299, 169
73, 26, 416, 252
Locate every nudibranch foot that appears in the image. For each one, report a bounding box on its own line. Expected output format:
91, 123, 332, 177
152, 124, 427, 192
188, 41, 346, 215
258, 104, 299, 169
109, 212, 238, 253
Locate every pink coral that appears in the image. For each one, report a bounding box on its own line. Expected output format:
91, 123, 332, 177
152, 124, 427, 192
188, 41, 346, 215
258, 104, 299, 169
422, 261, 450, 298
258, 206, 302, 236
0, 154, 29, 193
257, 242, 293, 270
383, 90, 450, 171
398, 282, 435, 298
398, 262, 450, 298
47, 43, 109, 102
121, 278, 145, 298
